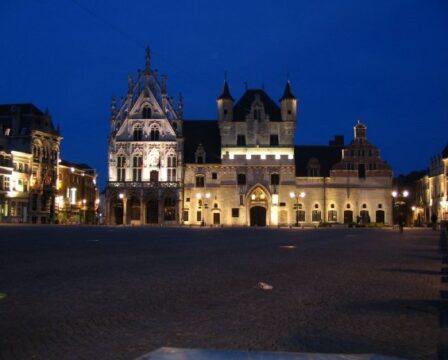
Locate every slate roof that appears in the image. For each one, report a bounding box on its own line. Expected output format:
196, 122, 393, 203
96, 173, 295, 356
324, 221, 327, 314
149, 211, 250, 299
279, 81, 296, 101
294, 145, 344, 177
233, 89, 281, 122
0, 103, 59, 136
217, 80, 234, 101
183, 120, 221, 164
60, 159, 94, 171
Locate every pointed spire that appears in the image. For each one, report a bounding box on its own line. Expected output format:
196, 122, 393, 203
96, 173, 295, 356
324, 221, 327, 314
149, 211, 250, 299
217, 79, 234, 101
111, 96, 117, 117
177, 93, 183, 118
145, 47, 151, 74
280, 80, 296, 101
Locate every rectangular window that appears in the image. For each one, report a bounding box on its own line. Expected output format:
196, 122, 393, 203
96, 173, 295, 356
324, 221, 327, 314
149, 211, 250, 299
182, 210, 189, 222
237, 135, 246, 146
270, 134, 279, 146
232, 208, 239, 217
312, 210, 321, 222
270, 173, 280, 185
196, 211, 202, 222
328, 210, 337, 222
117, 156, 126, 181
4, 176, 10, 191
132, 156, 143, 182
297, 210, 306, 222
358, 163, 366, 178
237, 173, 246, 185
212, 172, 217, 180
195, 175, 205, 187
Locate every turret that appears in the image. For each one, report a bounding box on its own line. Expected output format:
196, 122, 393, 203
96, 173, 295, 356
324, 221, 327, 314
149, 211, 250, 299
217, 79, 234, 121
280, 80, 297, 122
354, 120, 367, 140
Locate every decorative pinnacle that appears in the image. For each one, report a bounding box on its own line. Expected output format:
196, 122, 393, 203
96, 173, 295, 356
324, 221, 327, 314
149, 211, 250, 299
111, 95, 116, 116
145, 47, 151, 74
162, 74, 167, 94
128, 74, 134, 94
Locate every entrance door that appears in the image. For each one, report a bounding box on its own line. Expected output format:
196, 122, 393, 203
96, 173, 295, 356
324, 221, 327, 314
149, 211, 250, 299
250, 206, 266, 226
146, 199, 158, 224
213, 212, 220, 225
343, 210, 353, 224
376, 210, 385, 223
113, 201, 123, 225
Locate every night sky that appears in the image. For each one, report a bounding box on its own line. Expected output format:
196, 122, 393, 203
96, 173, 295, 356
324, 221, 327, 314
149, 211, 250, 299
1, 0, 447, 188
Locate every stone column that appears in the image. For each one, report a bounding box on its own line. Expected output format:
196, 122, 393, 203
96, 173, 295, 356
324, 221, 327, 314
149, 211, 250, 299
123, 196, 128, 225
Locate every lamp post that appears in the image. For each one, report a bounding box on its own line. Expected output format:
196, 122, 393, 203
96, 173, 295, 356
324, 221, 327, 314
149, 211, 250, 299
196, 192, 210, 226
392, 190, 409, 225
289, 191, 306, 227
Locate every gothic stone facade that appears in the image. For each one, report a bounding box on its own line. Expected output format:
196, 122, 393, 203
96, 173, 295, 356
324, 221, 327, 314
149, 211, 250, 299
106, 51, 393, 226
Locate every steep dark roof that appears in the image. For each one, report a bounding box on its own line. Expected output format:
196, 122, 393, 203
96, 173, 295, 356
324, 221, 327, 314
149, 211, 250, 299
233, 89, 281, 122
183, 120, 221, 164
442, 144, 448, 158
294, 145, 344, 177
279, 81, 296, 101
0, 103, 59, 135
217, 80, 234, 101
60, 159, 94, 171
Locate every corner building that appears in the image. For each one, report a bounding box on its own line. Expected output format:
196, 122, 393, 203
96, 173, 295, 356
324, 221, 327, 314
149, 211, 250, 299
106, 51, 393, 226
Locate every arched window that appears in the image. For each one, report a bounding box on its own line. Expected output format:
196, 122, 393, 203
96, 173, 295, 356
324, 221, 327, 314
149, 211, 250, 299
150, 127, 160, 141
142, 106, 152, 119
133, 125, 143, 141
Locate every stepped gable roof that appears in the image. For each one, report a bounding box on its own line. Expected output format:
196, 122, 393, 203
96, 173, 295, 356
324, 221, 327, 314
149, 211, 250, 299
183, 120, 221, 164
294, 145, 344, 177
233, 89, 281, 122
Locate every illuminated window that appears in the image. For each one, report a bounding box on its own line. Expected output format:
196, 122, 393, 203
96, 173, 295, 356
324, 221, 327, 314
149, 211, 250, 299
164, 197, 176, 221
167, 155, 177, 182
237, 135, 246, 146
70, 188, 77, 205
328, 210, 337, 222
312, 210, 321, 222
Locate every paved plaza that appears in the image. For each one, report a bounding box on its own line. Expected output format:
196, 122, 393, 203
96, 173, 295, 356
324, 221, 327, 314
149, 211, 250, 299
0, 226, 442, 359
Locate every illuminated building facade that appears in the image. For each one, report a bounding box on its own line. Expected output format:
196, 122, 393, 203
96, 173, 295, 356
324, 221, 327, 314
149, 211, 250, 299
106, 51, 393, 226
415, 145, 448, 223
57, 161, 98, 224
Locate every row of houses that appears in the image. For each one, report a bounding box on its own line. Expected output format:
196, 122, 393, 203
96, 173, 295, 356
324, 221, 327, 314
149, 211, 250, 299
0, 104, 98, 224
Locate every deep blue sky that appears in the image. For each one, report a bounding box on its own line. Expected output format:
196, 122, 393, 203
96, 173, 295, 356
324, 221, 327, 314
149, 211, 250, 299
1, 0, 447, 188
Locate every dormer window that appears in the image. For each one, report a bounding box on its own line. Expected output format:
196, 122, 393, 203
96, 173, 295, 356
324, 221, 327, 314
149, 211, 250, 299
195, 144, 206, 164
150, 126, 160, 141
142, 106, 152, 119
133, 125, 143, 141
307, 158, 320, 177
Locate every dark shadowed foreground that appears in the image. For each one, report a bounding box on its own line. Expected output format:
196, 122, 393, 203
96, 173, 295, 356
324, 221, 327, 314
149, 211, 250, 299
0, 226, 440, 359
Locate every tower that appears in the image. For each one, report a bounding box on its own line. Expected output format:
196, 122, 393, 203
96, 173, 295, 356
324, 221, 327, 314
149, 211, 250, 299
217, 79, 234, 121
280, 80, 297, 122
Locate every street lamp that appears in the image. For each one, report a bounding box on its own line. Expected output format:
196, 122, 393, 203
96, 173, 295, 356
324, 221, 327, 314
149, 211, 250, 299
289, 191, 306, 227
392, 190, 409, 225
196, 192, 210, 226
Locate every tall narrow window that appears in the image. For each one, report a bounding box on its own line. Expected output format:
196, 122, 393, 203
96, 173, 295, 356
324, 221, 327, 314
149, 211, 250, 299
133, 125, 143, 141
270, 135, 279, 146
237, 135, 246, 146
132, 155, 142, 181
117, 155, 126, 181
358, 164, 366, 178
142, 106, 152, 119
196, 175, 205, 187
167, 155, 177, 182
270, 173, 280, 185
150, 127, 160, 141
237, 173, 246, 185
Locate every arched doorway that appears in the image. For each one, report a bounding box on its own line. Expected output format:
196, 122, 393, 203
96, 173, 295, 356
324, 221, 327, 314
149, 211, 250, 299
146, 199, 158, 224
344, 210, 353, 224
128, 197, 141, 224
250, 206, 266, 226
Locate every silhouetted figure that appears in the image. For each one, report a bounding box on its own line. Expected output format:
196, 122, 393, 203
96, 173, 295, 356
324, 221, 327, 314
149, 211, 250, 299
431, 213, 438, 230
397, 213, 405, 233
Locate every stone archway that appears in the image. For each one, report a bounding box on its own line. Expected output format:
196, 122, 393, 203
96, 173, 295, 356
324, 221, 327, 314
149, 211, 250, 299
110, 196, 123, 225
248, 186, 269, 227
146, 199, 158, 224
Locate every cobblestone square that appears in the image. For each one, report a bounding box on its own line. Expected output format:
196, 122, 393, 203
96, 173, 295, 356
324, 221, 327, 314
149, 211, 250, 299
0, 226, 442, 359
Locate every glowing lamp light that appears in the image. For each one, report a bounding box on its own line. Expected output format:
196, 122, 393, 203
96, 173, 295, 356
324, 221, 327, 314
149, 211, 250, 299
260, 154, 266, 160
196, 193, 202, 199
205, 193, 211, 199
118, 193, 124, 199
299, 192, 306, 198
260, 194, 265, 200
82, 199, 87, 205
251, 194, 256, 200
95, 199, 100, 205
403, 190, 409, 198
391, 191, 398, 198
289, 192, 295, 199
70, 167, 75, 173
411, 206, 416, 211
